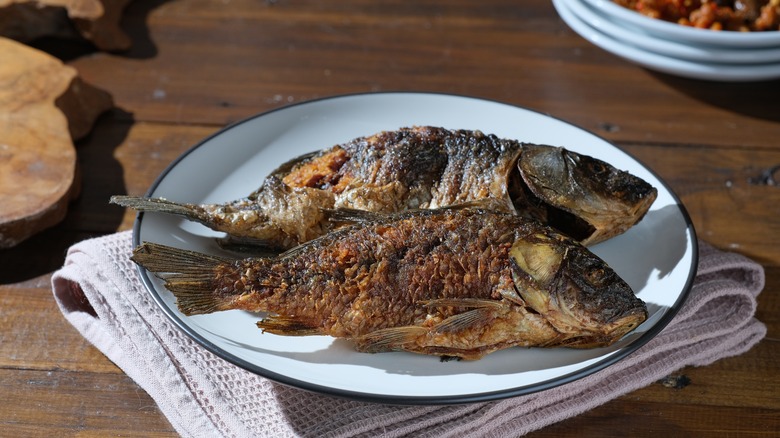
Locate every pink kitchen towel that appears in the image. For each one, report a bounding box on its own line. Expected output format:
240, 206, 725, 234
51, 230, 766, 437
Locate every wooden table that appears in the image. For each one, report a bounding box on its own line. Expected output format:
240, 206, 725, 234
2, 1, 778, 436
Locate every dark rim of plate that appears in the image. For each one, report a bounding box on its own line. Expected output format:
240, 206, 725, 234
132, 91, 698, 405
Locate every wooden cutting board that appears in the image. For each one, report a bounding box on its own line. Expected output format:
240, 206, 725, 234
0, 0, 133, 51
0, 37, 112, 248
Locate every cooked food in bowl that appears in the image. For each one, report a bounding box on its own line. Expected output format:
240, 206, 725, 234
613, 0, 780, 31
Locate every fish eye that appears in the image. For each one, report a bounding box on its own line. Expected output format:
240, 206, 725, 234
586, 268, 605, 285
585, 158, 608, 175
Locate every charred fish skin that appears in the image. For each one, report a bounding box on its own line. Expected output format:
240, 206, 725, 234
132, 207, 648, 360
326, 127, 520, 211
112, 126, 657, 250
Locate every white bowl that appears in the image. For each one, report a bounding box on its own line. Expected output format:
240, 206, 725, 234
580, 0, 780, 48
568, 0, 780, 64
554, 0, 780, 81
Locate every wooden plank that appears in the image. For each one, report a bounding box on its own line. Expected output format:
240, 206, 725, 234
528, 400, 780, 437
0, 368, 175, 437
621, 144, 780, 263
0, 282, 119, 372
1, 1, 776, 435
623, 341, 780, 409
64, 0, 780, 148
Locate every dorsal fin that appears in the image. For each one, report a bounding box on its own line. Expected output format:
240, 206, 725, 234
322, 198, 509, 227
323, 207, 389, 224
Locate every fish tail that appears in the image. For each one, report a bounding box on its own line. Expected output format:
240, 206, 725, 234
110, 195, 209, 224
131, 242, 236, 315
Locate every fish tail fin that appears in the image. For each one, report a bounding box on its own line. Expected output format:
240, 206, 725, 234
131, 242, 236, 315
110, 195, 210, 224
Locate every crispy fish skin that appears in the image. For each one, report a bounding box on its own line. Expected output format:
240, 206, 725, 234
113, 126, 657, 249
132, 208, 648, 360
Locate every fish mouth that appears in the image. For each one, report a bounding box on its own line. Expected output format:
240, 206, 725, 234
597, 298, 648, 331
550, 310, 647, 349
607, 311, 647, 337
585, 294, 649, 346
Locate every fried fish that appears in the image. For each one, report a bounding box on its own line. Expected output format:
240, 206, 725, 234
113, 126, 657, 250
132, 207, 648, 360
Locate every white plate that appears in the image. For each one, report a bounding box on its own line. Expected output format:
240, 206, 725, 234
580, 0, 780, 48
568, 0, 780, 64
555, 0, 780, 81
134, 92, 697, 404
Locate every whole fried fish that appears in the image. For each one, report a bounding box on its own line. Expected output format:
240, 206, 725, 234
113, 126, 657, 250
132, 207, 648, 360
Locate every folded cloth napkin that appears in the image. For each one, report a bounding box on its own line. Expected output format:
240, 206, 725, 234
52, 231, 766, 438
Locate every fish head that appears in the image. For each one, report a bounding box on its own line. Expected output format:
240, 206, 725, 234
514, 145, 657, 245
509, 232, 648, 348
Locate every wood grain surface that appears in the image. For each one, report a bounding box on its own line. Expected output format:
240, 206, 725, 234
1, 0, 778, 436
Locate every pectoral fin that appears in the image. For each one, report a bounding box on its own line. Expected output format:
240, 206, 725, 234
256, 316, 323, 336
421, 298, 507, 333
353, 326, 428, 353
432, 307, 496, 333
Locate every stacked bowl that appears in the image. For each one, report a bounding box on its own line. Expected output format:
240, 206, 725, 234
553, 0, 780, 81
